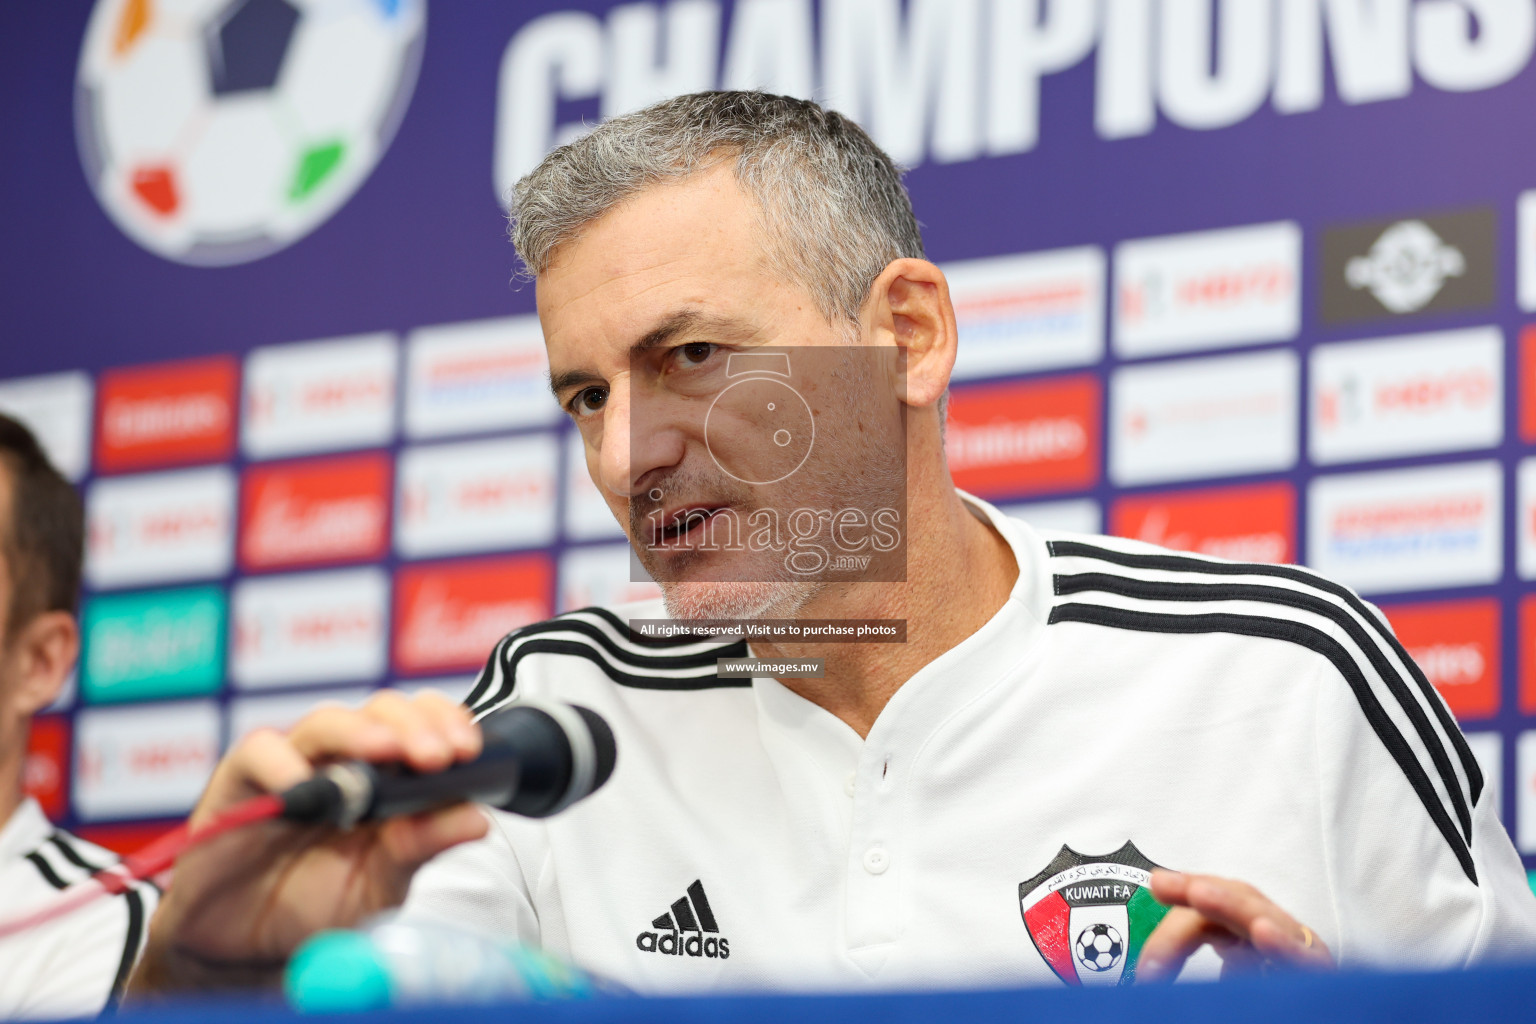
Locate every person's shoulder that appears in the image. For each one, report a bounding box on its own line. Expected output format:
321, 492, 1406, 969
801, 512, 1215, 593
464, 598, 751, 717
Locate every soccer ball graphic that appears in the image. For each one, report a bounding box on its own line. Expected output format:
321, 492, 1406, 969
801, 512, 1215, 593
1075, 922, 1124, 973
75, 0, 426, 266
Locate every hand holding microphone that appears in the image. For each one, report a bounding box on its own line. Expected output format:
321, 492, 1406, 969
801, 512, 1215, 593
126, 690, 614, 999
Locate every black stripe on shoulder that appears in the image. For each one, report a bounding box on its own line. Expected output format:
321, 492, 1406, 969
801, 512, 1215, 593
1049, 601, 1477, 884
107, 889, 146, 1007
50, 831, 108, 872
1055, 571, 1474, 842
465, 613, 746, 712
471, 636, 751, 716
25, 849, 68, 890
581, 607, 739, 649
1047, 539, 1483, 807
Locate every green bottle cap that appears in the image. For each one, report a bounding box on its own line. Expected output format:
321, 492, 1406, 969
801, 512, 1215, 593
285, 929, 394, 1013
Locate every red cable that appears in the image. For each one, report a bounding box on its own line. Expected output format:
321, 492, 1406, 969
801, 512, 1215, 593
0, 793, 284, 941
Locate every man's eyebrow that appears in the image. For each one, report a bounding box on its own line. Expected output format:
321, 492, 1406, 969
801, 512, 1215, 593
547, 309, 755, 400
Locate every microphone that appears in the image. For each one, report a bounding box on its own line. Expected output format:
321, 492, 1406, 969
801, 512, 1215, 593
279, 700, 617, 828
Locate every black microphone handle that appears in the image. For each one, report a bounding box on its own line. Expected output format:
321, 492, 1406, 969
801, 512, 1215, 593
279, 700, 612, 827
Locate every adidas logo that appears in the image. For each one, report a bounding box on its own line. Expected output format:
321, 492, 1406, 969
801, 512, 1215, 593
635, 880, 731, 959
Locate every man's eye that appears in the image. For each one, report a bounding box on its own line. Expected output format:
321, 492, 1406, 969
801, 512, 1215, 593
571, 387, 607, 417
675, 342, 716, 368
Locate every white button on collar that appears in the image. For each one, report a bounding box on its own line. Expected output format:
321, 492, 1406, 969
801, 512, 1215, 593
844, 773, 857, 797
863, 846, 889, 875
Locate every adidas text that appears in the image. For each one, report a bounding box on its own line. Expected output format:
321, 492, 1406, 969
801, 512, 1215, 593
635, 932, 730, 958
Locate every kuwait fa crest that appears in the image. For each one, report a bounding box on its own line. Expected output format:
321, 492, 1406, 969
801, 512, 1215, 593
1019, 842, 1170, 987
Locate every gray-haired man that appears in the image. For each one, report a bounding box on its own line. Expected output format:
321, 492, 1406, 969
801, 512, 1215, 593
131, 92, 1536, 996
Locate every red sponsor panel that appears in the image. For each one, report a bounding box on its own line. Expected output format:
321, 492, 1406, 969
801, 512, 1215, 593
23, 715, 69, 820
1385, 598, 1499, 721
1523, 326, 1536, 443
945, 375, 1100, 499
75, 821, 179, 857
96, 356, 238, 471
240, 453, 391, 570
1522, 596, 1536, 715
1110, 482, 1295, 564
393, 556, 554, 675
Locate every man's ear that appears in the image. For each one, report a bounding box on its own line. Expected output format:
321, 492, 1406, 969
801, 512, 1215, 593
7, 611, 77, 717
863, 258, 958, 412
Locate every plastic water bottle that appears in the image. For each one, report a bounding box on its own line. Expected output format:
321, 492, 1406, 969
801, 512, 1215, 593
285, 914, 604, 1012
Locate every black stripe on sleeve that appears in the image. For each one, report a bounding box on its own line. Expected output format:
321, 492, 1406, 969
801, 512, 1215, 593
24, 850, 69, 890
1047, 539, 1483, 806
1054, 571, 1474, 841
49, 831, 107, 872
107, 889, 145, 1007
1048, 601, 1477, 884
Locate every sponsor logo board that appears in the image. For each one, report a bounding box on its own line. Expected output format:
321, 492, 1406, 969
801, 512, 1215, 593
85, 466, 235, 588
999, 498, 1103, 536
0, 371, 94, 481
564, 432, 624, 542
1520, 596, 1536, 714
240, 453, 391, 570
24, 716, 70, 820
946, 375, 1100, 499
231, 568, 389, 688
1306, 461, 1502, 595
1321, 209, 1495, 323
404, 316, 559, 437
396, 434, 559, 558
1464, 732, 1502, 822
75, 700, 220, 820
1522, 327, 1536, 444
1519, 730, 1536, 853
1518, 457, 1536, 580
227, 687, 375, 748
393, 556, 554, 675
1380, 598, 1499, 720
1310, 327, 1502, 465
243, 333, 397, 459
1110, 482, 1294, 564
1113, 222, 1300, 358
1110, 349, 1298, 486
944, 246, 1105, 380
559, 543, 661, 612
81, 586, 226, 704
96, 356, 237, 471
1515, 191, 1536, 313
389, 676, 478, 705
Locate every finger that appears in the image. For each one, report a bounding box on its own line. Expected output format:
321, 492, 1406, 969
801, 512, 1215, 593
403, 690, 481, 762
1250, 915, 1334, 969
359, 691, 461, 772
1137, 905, 1235, 983
376, 804, 490, 886
1172, 874, 1279, 942
288, 705, 405, 765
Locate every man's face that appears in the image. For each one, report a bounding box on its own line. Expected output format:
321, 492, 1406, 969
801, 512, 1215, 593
538, 163, 907, 619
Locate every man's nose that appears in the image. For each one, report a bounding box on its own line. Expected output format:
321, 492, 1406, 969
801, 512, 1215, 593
597, 379, 687, 498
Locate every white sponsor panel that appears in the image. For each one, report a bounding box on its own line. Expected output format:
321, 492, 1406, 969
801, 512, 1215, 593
559, 543, 661, 612
1520, 191, 1536, 313
226, 687, 375, 747
1464, 732, 1502, 823
1109, 349, 1298, 486
1518, 730, 1536, 853
396, 434, 559, 558
390, 675, 478, 705
231, 568, 389, 688
1310, 327, 1502, 465
0, 371, 93, 481
564, 431, 625, 541
85, 466, 235, 588
74, 700, 220, 820
944, 246, 1105, 380
999, 498, 1102, 535
243, 333, 397, 458
1307, 461, 1502, 595
405, 316, 559, 437
1519, 457, 1536, 581
1113, 221, 1301, 357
